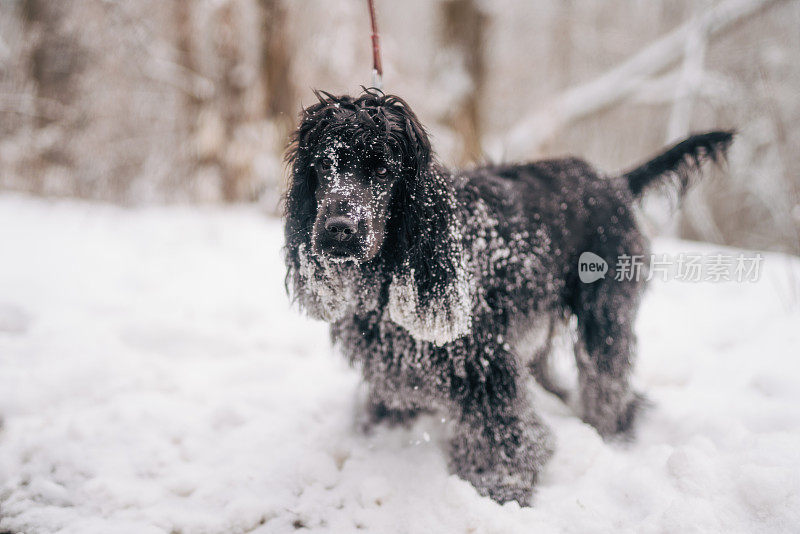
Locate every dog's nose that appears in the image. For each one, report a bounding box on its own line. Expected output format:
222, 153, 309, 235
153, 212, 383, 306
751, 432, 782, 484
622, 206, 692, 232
324, 216, 357, 241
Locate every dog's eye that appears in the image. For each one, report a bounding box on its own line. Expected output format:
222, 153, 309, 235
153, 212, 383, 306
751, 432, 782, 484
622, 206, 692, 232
375, 166, 388, 177
319, 157, 334, 171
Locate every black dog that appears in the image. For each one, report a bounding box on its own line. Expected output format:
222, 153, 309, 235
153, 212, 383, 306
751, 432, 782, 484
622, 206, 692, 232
284, 89, 732, 505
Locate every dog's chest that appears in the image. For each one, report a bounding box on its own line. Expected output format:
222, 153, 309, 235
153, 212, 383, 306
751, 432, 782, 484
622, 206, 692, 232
334, 315, 453, 408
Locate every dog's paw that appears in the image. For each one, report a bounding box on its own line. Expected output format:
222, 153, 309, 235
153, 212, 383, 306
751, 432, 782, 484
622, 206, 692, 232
356, 400, 426, 434
449, 414, 553, 506
583, 391, 651, 440
452, 444, 551, 507
468, 470, 535, 506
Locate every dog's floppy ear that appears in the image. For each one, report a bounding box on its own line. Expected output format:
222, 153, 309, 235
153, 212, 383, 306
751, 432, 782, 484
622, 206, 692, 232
386, 102, 472, 346
283, 95, 348, 320
284, 91, 353, 254
284, 105, 318, 253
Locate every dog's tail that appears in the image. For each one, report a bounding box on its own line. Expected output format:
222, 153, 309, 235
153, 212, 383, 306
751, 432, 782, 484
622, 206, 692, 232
622, 131, 734, 199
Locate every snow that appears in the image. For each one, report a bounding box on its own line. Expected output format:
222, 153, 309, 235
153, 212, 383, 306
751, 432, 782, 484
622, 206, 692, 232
1, 193, 799, 533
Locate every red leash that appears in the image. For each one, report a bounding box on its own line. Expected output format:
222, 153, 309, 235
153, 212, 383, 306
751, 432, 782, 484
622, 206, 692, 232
367, 0, 383, 89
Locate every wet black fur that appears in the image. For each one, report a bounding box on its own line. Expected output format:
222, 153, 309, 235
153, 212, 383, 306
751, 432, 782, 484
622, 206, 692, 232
284, 89, 733, 505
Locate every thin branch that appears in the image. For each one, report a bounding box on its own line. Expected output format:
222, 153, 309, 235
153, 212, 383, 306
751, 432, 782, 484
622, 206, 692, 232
504, 0, 785, 157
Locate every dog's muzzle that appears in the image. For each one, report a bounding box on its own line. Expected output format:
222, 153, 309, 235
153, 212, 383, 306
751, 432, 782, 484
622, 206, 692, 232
314, 211, 369, 261
324, 216, 357, 242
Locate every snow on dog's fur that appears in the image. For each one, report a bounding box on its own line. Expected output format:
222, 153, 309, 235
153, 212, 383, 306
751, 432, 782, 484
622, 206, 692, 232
284, 88, 733, 505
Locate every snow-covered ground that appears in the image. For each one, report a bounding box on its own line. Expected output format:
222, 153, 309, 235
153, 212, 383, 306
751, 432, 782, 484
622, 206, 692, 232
1, 193, 799, 534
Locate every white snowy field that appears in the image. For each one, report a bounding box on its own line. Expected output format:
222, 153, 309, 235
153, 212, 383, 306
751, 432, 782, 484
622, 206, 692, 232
1, 194, 799, 534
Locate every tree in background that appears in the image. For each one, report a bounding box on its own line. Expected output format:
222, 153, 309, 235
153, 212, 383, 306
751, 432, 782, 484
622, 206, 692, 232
440, 0, 487, 165
0, 0, 797, 254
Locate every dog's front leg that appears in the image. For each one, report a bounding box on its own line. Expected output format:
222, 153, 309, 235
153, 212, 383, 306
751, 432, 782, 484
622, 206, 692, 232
448, 388, 553, 505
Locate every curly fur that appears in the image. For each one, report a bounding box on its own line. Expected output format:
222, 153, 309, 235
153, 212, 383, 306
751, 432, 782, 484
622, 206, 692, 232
284, 88, 733, 505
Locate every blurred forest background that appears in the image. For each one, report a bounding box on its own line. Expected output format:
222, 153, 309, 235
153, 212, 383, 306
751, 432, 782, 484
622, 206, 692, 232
0, 0, 798, 254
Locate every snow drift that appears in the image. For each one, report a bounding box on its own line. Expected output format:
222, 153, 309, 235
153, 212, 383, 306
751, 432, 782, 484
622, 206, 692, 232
1, 194, 799, 533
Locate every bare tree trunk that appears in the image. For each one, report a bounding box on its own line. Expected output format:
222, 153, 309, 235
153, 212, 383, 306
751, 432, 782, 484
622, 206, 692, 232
758, 68, 800, 253
259, 0, 295, 139
21, 0, 83, 126
212, 3, 248, 202
540, 0, 573, 154
19, 0, 83, 195
550, 0, 573, 91
175, 1, 257, 202
440, 0, 487, 164
173, 0, 201, 197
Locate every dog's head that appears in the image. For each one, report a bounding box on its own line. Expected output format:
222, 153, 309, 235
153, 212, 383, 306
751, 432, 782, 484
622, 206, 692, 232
286, 89, 431, 263
285, 89, 472, 344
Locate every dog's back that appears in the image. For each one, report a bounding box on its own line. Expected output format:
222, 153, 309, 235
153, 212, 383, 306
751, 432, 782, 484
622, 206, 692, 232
457, 130, 734, 305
